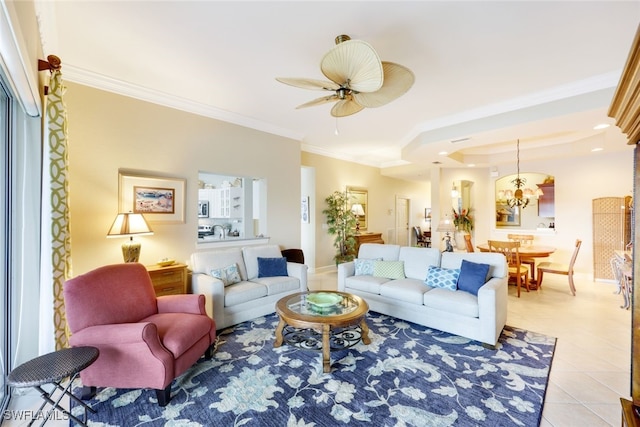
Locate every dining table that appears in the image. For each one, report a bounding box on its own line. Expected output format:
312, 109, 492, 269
476, 243, 556, 288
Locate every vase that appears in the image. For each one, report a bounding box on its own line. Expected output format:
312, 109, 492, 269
454, 231, 469, 250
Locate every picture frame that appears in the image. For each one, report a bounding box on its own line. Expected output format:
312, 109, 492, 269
347, 186, 368, 231
301, 196, 310, 223
119, 171, 186, 223
495, 203, 521, 226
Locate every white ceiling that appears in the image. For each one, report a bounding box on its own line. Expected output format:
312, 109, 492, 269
35, 1, 640, 180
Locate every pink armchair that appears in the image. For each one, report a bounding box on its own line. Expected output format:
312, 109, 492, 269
64, 263, 216, 406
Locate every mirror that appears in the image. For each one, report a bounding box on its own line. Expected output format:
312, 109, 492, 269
495, 173, 555, 230
347, 187, 368, 231
198, 172, 267, 241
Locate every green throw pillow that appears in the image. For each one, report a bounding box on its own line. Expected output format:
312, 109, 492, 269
373, 261, 405, 280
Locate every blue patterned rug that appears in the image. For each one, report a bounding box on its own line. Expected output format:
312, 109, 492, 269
72, 313, 556, 426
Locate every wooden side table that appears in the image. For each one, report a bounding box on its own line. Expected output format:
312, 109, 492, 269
354, 232, 384, 253
146, 263, 187, 296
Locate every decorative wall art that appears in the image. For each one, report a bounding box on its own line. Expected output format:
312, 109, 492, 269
301, 196, 310, 223
119, 171, 186, 223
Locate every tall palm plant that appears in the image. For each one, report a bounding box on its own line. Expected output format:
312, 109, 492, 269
323, 191, 357, 264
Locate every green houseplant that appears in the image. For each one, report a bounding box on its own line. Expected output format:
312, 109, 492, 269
323, 190, 357, 264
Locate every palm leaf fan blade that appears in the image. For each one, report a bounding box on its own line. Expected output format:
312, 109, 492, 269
321, 40, 383, 93
331, 98, 364, 117
353, 62, 415, 108
275, 77, 340, 91
296, 94, 339, 109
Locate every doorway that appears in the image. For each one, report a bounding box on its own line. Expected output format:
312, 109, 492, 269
395, 196, 410, 246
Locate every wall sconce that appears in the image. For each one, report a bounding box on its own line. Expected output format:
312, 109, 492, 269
107, 212, 153, 262
451, 182, 459, 198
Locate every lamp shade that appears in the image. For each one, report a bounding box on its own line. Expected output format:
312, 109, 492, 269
436, 216, 456, 233
107, 213, 153, 238
351, 203, 365, 216
107, 213, 153, 263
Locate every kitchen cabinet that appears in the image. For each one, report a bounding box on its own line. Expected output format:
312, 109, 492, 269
537, 183, 555, 218
199, 188, 243, 218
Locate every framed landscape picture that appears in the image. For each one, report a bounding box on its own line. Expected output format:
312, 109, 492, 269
119, 171, 186, 223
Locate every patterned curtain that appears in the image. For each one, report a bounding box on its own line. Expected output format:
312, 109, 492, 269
44, 68, 72, 350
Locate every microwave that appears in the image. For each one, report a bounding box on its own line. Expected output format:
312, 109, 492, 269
198, 200, 209, 218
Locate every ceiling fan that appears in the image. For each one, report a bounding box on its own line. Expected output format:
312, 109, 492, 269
276, 35, 415, 117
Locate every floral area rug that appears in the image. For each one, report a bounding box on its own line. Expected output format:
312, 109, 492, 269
72, 312, 556, 426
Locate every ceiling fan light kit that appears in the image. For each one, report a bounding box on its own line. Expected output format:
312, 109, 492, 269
276, 34, 415, 117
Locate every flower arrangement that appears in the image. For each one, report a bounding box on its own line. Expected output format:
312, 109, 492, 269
452, 207, 473, 233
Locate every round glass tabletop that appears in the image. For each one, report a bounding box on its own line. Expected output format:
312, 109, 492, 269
284, 292, 360, 317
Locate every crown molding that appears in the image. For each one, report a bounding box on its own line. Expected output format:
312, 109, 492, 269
61, 64, 304, 142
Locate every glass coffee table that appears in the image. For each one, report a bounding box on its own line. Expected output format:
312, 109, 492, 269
274, 291, 370, 373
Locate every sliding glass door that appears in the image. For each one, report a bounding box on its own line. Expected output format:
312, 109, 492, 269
0, 72, 10, 412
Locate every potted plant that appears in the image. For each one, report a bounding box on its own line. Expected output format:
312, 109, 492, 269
323, 190, 357, 264
452, 207, 473, 250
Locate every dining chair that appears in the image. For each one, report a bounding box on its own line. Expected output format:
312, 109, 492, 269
507, 234, 536, 281
487, 240, 529, 297
413, 226, 429, 247
463, 234, 474, 252
536, 239, 582, 296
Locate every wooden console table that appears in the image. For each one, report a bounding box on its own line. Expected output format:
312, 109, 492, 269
354, 232, 384, 253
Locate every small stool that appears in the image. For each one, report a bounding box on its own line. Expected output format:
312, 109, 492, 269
7, 346, 99, 426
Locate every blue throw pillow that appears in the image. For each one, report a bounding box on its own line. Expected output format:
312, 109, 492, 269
257, 257, 288, 278
425, 266, 460, 291
354, 258, 381, 276
457, 259, 490, 296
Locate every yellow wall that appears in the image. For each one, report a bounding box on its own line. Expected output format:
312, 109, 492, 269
302, 152, 431, 269
64, 82, 302, 274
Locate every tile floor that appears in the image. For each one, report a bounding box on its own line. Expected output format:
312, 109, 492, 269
3, 271, 632, 426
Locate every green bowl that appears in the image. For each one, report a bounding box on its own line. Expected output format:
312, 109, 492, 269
306, 292, 342, 308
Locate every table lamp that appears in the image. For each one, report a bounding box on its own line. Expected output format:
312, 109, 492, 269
351, 203, 365, 233
436, 215, 455, 252
107, 212, 153, 262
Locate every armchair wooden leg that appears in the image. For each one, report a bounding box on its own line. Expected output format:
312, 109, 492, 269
204, 343, 214, 360
156, 384, 171, 407
80, 386, 96, 400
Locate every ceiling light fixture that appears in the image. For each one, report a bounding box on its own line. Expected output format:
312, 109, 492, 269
507, 139, 530, 209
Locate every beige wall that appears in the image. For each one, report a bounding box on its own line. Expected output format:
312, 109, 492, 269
64, 82, 302, 275
302, 152, 431, 270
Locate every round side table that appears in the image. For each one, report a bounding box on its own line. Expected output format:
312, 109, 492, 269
7, 346, 99, 426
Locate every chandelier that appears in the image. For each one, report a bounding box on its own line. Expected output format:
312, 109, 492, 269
508, 139, 529, 209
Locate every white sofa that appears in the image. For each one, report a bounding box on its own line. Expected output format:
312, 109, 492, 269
190, 245, 308, 330
337, 243, 508, 346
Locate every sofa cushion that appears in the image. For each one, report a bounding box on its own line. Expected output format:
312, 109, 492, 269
191, 248, 248, 281
358, 243, 401, 261
224, 281, 268, 306
252, 276, 300, 296
379, 278, 430, 303
425, 266, 460, 291
423, 289, 480, 318
257, 257, 288, 278
354, 258, 380, 276
457, 260, 490, 296
373, 261, 405, 280
210, 263, 242, 286
399, 247, 441, 280
344, 275, 389, 294
243, 245, 283, 280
